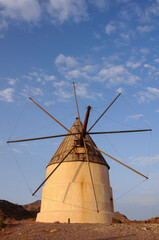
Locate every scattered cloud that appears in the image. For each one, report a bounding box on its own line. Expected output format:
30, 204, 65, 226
126, 114, 143, 120
7, 77, 18, 86
0, 88, 14, 102
126, 61, 142, 69
21, 86, 44, 98
76, 83, 93, 98
55, 54, 140, 86
55, 54, 78, 68
44, 100, 55, 107
105, 21, 116, 34
144, 64, 155, 70
0, 140, 4, 145
138, 87, 159, 103
129, 154, 159, 167
94, 32, 101, 39
23, 70, 56, 84
0, 0, 41, 23
45, 0, 88, 24
0, 0, 112, 33
140, 48, 149, 55
98, 64, 139, 85
12, 148, 22, 154
154, 58, 159, 63
137, 25, 154, 33
89, 0, 109, 11
120, 33, 129, 40
116, 87, 123, 94
53, 81, 73, 101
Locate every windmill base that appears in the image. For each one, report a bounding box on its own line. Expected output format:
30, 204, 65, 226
36, 161, 114, 224
36, 210, 114, 224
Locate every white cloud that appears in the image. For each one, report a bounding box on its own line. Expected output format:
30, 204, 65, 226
66, 69, 83, 79
154, 58, 159, 63
0, 19, 8, 31
7, 77, 18, 86
46, 0, 87, 23
45, 75, 56, 81
76, 83, 89, 97
21, 86, 43, 98
129, 155, 159, 167
126, 61, 141, 69
147, 86, 159, 95
0, 88, 14, 102
53, 81, 72, 101
0, 0, 41, 22
44, 100, 55, 107
55, 54, 140, 86
140, 48, 149, 55
137, 25, 154, 33
156, 109, 159, 113
89, 0, 109, 11
98, 64, 139, 85
23, 70, 56, 84
55, 88, 73, 101
0, 140, 4, 145
82, 65, 97, 74
55, 54, 97, 80
105, 21, 116, 34
120, 33, 129, 40
116, 87, 123, 94
144, 64, 155, 70
55, 54, 78, 68
53, 80, 69, 88
138, 87, 159, 103
126, 114, 143, 120
12, 148, 22, 153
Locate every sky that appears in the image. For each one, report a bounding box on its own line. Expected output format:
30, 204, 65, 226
0, 0, 159, 221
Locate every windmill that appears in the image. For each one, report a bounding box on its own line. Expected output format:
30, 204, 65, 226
7, 83, 151, 223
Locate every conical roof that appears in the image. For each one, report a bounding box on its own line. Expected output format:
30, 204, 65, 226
47, 118, 109, 169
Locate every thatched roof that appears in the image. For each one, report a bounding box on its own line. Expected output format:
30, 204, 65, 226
48, 118, 109, 168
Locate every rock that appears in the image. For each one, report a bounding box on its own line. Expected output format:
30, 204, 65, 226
50, 228, 58, 233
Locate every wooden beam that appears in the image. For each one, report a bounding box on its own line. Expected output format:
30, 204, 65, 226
88, 129, 152, 135
86, 142, 148, 179
7, 132, 81, 144
32, 144, 77, 196
29, 97, 71, 133
83, 138, 99, 212
79, 106, 91, 145
88, 93, 121, 132
73, 82, 80, 121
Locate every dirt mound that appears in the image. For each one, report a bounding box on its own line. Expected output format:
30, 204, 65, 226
23, 200, 41, 213
114, 211, 128, 223
0, 200, 36, 221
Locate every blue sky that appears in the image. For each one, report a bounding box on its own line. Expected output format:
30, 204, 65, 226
0, 0, 159, 220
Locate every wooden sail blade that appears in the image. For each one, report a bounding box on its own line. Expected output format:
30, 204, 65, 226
32, 144, 77, 196
88, 129, 152, 135
29, 97, 70, 133
79, 106, 91, 145
83, 138, 99, 212
7, 132, 81, 144
88, 93, 121, 132
73, 82, 81, 121
86, 142, 148, 179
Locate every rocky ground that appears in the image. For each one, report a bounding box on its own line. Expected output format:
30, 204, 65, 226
0, 200, 158, 240
0, 221, 159, 240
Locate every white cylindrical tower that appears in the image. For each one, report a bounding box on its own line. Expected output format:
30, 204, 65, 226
36, 118, 114, 223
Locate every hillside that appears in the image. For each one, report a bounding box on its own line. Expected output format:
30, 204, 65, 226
23, 200, 41, 213
0, 200, 36, 221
